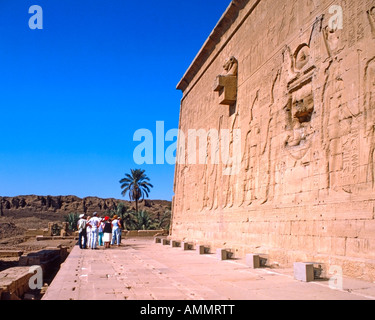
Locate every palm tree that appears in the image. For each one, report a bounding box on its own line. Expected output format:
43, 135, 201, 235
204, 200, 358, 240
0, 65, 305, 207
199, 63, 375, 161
108, 202, 137, 230
134, 210, 153, 230
119, 169, 153, 213
65, 213, 80, 232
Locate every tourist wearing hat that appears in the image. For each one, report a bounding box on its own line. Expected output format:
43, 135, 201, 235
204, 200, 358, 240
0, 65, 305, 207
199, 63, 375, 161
77, 214, 87, 249
103, 216, 112, 249
111, 215, 122, 246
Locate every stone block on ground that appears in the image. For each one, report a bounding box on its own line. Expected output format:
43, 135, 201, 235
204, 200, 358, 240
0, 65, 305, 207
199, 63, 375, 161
246, 254, 268, 269
181, 242, 193, 251
294, 262, 315, 282
197, 245, 209, 255
170, 240, 180, 248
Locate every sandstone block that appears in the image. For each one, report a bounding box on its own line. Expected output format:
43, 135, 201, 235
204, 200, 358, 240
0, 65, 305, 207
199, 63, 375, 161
294, 262, 315, 282
197, 245, 208, 255
181, 242, 193, 251
0, 250, 23, 258
217, 249, 234, 260
170, 240, 180, 248
162, 239, 170, 246
246, 254, 260, 269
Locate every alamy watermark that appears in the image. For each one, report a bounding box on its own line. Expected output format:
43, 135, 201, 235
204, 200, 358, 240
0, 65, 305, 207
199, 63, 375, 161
328, 265, 343, 290
28, 5, 43, 30
133, 122, 241, 175
28, 266, 43, 290
328, 5, 343, 31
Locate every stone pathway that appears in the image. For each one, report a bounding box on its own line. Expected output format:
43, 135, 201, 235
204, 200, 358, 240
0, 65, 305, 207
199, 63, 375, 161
42, 238, 375, 300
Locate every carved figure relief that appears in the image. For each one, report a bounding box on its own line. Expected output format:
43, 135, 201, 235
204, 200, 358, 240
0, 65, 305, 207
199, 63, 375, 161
322, 25, 345, 58
283, 44, 316, 160
240, 90, 259, 207
322, 22, 361, 194
367, 7, 375, 39
214, 57, 238, 106
200, 115, 224, 211
223, 112, 240, 209
365, 58, 375, 187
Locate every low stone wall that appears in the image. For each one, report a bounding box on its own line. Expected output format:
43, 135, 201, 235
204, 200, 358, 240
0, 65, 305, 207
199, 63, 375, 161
19, 247, 68, 272
124, 230, 166, 238
25, 223, 70, 239
0, 247, 70, 300
25, 229, 49, 239
0, 267, 34, 300
0, 250, 23, 258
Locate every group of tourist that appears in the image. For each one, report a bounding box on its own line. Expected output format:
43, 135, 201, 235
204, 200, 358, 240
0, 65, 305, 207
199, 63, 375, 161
77, 212, 123, 250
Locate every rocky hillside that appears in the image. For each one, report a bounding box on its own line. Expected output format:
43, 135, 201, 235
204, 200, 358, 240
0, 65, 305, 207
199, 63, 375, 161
0, 195, 171, 219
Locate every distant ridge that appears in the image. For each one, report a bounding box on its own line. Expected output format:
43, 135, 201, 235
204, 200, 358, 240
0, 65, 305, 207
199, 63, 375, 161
0, 195, 171, 219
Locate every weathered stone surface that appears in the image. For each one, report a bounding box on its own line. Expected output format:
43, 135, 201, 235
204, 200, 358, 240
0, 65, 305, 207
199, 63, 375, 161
172, 0, 375, 281
0, 267, 33, 300
0, 250, 23, 258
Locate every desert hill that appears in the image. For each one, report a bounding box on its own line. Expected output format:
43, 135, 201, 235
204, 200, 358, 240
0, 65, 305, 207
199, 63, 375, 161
0, 195, 171, 219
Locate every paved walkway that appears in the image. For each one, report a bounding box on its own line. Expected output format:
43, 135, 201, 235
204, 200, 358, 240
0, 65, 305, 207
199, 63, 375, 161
42, 238, 375, 300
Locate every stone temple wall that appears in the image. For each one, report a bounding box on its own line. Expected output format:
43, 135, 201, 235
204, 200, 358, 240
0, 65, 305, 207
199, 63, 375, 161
172, 0, 375, 281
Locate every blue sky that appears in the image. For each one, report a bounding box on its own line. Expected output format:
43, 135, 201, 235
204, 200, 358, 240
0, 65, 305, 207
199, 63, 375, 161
0, 0, 231, 201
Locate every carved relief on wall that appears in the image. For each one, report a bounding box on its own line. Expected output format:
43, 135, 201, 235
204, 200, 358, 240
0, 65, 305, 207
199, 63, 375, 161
367, 7, 375, 39
240, 70, 280, 207
240, 90, 259, 207
200, 116, 223, 211
322, 25, 345, 58
214, 57, 238, 106
365, 58, 375, 188
282, 44, 316, 161
321, 19, 364, 194
223, 112, 241, 209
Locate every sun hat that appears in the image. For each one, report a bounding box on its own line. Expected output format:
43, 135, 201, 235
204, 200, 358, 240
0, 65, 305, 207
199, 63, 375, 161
79, 214, 85, 218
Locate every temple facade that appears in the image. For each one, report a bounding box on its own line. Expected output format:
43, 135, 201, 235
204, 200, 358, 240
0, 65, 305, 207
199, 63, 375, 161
172, 0, 375, 281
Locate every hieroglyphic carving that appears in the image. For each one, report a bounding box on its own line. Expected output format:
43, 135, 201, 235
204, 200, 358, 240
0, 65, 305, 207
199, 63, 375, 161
348, 1, 357, 48
322, 20, 361, 193
357, 0, 365, 42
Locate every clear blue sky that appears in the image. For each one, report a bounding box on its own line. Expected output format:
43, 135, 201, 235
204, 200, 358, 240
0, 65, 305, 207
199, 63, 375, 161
0, 0, 231, 201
